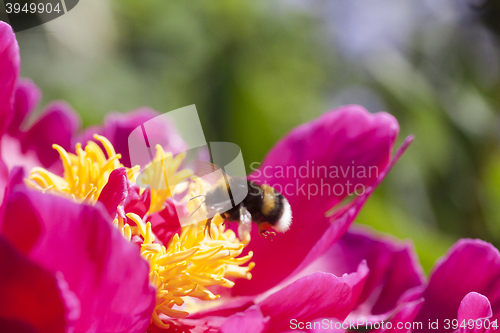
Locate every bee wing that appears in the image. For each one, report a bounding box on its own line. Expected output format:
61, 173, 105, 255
192, 160, 229, 185
181, 201, 208, 227
238, 206, 253, 240
207, 200, 233, 215
181, 199, 233, 227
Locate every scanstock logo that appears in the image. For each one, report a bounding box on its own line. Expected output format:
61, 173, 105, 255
0, 0, 79, 32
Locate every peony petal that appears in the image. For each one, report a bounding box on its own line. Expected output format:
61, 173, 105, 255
1, 132, 41, 174
187, 296, 255, 320
302, 227, 424, 318
290, 299, 424, 333
150, 316, 225, 333
250, 105, 399, 214
0, 318, 38, 333
234, 113, 408, 297
220, 306, 270, 333
103, 108, 160, 168
7, 79, 41, 136
0, 22, 20, 202
21, 101, 80, 168
457, 292, 492, 323
0, 22, 19, 135
456, 292, 494, 333
148, 198, 182, 246
79, 108, 187, 168
0, 190, 42, 255
1, 186, 156, 333
1, 165, 24, 198
292, 136, 414, 277
309, 319, 347, 332
124, 184, 151, 218
98, 167, 129, 217
314, 322, 348, 332
0, 237, 71, 333
414, 239, 500, 332
259, 262, 369, 332
371, 298, 424, 333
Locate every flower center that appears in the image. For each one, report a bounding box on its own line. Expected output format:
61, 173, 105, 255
124, 213, 253, 329
26, 134, 254, 329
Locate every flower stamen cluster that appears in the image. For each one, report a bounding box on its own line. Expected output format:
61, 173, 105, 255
26, 134, 137, 202
26, 134, 255, 329
136, 145, 193, 214
125, 213, 254, 329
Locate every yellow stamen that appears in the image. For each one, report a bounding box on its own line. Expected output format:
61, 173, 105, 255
137, 145, 194, 213
27, 134, 255, 328
124, 212, 254, 325
26, 134, 132, 203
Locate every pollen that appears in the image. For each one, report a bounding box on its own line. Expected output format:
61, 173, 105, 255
26, 134, 138, 203
123, 212, 254, 329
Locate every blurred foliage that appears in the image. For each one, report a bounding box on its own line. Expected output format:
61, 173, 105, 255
111, 0, 329, 166
14, 0, 500, 273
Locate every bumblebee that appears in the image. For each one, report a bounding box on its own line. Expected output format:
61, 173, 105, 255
198, 176, 292, 240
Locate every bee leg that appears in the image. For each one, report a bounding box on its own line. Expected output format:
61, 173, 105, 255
259, 227, 276, 241
220, 213, 227, 228
204, 217, 213, 239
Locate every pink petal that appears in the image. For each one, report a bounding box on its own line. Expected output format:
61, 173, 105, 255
7, 79, 41, 135
293, 136, 414, 277
0, 237, 71, 333
148, 198, 182, 246
457, 292, 492, 323
124, 184, 151, 218
220, 306, 270, 333
0, 22, 20, 201
234, 112, 407, 297
1, 185, 156, 332
0, 318, 37, 333
21, 101, 80, 167
456, 292, 495, 333
0, 22, 19, 135
98, 167, 129, 217
1, 132, 42, 174
286, 299, 423, 333
414, 239, 500, 332
303, 227, 424, 318
187, 296, 255, 320
371, 298, 424, 333
309, 319, 347, 332
78, 108, 187, 168
259, 262, 369, 332
250, 105, 399, 213
0, 188, 42, 255
103, 108, 160, 168
153, 316, 225, 333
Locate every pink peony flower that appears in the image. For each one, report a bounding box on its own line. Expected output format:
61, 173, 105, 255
409, 239, 500, 333
0, 20, 421, 333
353, 239, 500, 333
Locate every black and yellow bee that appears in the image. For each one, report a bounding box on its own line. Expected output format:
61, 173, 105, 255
191, 166, 292, 240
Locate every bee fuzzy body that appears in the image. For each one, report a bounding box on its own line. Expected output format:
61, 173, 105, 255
204, 177, 292, 234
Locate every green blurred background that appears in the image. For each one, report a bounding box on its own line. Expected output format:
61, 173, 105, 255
13, 0, 500, 272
